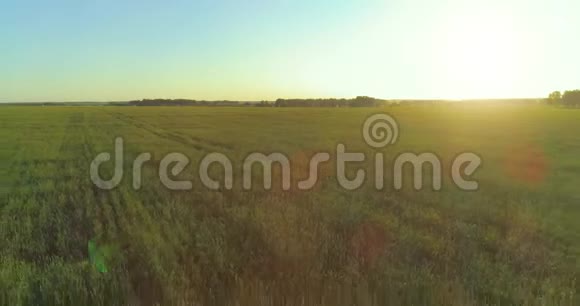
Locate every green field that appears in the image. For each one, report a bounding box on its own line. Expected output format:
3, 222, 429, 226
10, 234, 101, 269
1, 105, 579, 305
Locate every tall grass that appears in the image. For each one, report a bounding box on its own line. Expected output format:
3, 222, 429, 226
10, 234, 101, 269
0, 105, 578, 305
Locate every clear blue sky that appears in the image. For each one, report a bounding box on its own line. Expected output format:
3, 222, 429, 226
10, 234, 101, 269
1, 0, 578, 102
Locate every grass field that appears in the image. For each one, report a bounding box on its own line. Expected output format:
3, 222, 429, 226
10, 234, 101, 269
1, 105, 579, 305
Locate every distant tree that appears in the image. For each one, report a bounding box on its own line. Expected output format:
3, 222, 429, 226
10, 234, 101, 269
352, 96, 377, 107
127, 99, 242, 106
562, 90, 580, 107
255, 101, 272, 107
548, 91, 561, 105
273, 97, 389, 108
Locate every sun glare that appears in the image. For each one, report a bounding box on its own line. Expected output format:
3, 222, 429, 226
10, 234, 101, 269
437, 13, 524, 99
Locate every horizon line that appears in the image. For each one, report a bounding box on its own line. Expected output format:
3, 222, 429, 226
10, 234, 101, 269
0, 96, 545, 104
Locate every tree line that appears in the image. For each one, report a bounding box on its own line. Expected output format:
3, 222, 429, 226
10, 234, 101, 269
547, 90, 580, 107
274, 96, 389, 107
127, 99, 240, 106
126, 96, 391, 107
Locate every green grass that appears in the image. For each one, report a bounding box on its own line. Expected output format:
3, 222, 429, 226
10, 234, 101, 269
0, 104, 579, 305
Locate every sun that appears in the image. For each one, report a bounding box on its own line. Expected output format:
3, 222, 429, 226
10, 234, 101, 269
436, 12, 524, 99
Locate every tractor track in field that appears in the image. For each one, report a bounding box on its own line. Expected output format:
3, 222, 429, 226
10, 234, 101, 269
0, 112, 99, 262
101, 109, 234, 152
91, 110, 196, 254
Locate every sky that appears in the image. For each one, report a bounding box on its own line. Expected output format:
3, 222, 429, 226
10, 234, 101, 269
1, 0, 578, 102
